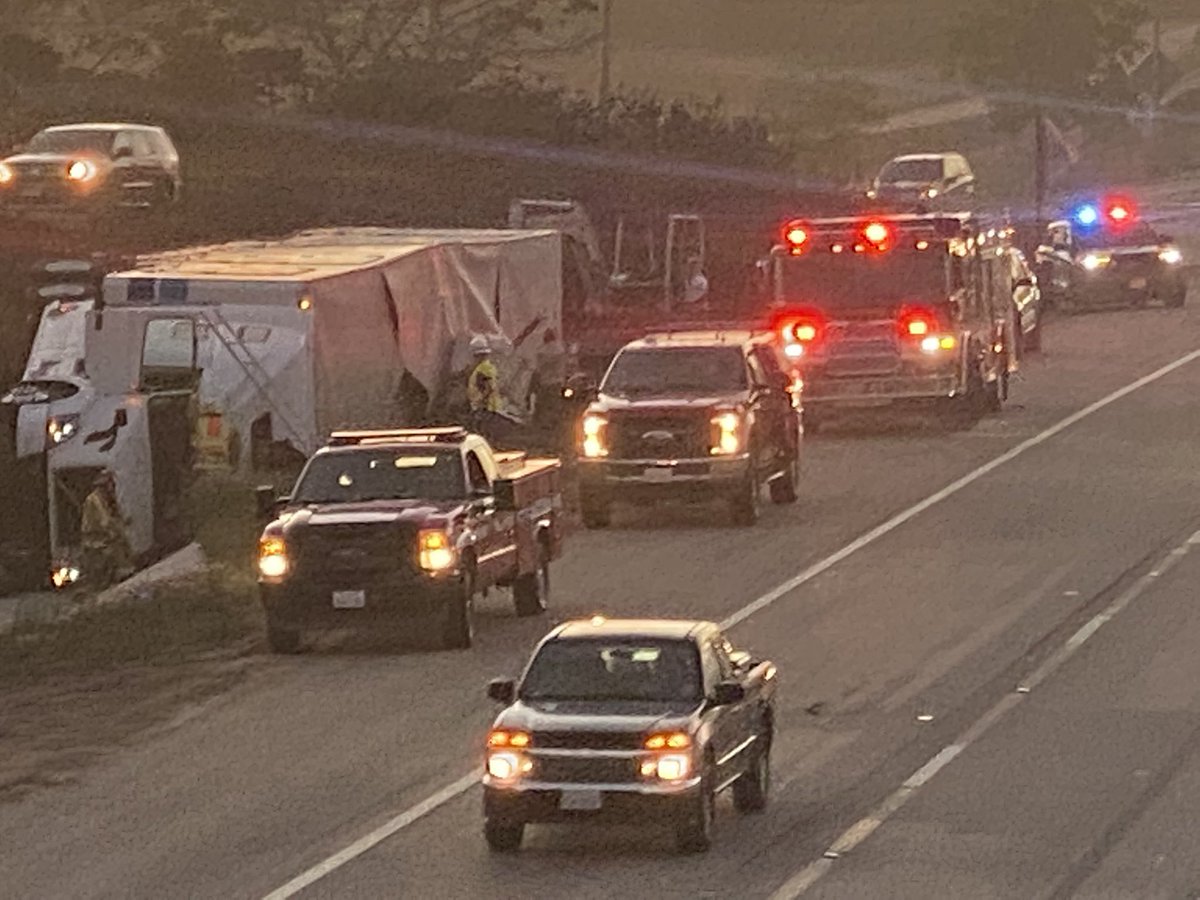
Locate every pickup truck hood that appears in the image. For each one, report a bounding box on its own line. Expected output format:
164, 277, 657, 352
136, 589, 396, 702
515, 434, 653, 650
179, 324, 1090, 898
4, 152, 110, 167
595, 393, 744, 411
495, 699, 701, 733
282, 498, 463, 529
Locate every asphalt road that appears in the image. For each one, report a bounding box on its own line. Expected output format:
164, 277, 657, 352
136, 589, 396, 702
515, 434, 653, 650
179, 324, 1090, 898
2, 265, 1200, 899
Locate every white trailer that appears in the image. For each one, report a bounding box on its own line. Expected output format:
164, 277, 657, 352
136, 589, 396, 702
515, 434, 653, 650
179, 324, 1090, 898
11, 227, 563, 585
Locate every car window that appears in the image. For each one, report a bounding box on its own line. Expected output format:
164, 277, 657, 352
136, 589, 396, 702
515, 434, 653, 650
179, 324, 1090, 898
465, 450, 490, 493
753, 346, 786, 383
521, 639, 704, 703
132, 132, 156, 158
112, 131, 136, 158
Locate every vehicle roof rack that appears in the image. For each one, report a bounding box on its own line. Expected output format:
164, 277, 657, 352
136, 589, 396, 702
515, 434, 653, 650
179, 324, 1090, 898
327, 426, 470, 446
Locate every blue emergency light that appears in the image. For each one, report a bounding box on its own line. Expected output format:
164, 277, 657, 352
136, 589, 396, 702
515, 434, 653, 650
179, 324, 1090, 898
1073, 204, 1100, 227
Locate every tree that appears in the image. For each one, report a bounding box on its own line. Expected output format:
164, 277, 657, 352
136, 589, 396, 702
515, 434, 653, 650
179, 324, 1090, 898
946, 0, 1148, 217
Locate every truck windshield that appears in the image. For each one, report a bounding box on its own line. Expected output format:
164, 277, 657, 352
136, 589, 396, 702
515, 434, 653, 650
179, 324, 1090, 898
602, 347, 747, 397
291, 449, 465, 503
879, 159, 941, 183
521, 639, 703, 703
778, 250, 948, 308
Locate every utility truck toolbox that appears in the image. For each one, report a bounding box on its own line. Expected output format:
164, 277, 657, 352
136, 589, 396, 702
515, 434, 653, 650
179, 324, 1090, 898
256, 426, 565, 653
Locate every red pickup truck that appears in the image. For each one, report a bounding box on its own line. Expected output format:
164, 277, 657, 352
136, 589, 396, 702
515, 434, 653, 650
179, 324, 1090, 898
255, 427, 564, 652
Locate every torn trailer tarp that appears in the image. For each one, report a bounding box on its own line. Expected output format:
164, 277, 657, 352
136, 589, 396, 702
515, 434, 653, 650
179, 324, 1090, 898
99, 227, 563, 460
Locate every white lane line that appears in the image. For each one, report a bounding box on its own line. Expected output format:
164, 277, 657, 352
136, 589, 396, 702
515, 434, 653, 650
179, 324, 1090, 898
263, 349, 1200, 900
261, 774, 478, 900
721, 346, 1200, 632
767, 526, 1200, 900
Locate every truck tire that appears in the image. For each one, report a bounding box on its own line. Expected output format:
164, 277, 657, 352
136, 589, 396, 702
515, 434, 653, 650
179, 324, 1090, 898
675, 764, 716, 853
939, 360, 984, 431
266, 621, 302, 655
730, 470, 761, 526
513, 548, 550, 617
768, 451, 799, 505
580, 495, 611, 529
484, 818, 525, 852
441, 569, 475, 650
732, 733, 771, 813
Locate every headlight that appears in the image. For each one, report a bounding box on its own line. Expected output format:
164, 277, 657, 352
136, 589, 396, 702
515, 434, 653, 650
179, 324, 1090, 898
1159, 247, 1183, 265
486, 751, 530, 781
919, 335, 957, 354
0, 162, 13, 185
50, 564, 81, 588
581, 414, 608, 458
66, 159, 98, 183
46, 414, 80, 447
1081, 253, 1111, 271
710, 411, 742, 456
640, 752, 693, 781
924, 187, 939, 199
418, 529, 456, 571
258, 536, 289, 579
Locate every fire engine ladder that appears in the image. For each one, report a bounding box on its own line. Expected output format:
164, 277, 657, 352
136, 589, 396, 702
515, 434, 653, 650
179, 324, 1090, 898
200, 308, 314, 456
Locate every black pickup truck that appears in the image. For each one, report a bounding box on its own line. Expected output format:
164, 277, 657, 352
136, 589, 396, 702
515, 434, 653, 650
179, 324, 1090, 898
481, 617, 778, 853
256, 427, 563, 653
575, 330, 804, 527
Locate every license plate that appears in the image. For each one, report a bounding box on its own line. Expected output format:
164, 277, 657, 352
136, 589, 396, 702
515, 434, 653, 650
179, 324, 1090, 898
1130, 277, 1147, 289
642, 466, 674, 483
332, 590, 365, 609
559, 790, 602, 811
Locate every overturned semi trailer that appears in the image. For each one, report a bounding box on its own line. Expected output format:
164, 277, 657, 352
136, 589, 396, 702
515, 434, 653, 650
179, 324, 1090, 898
11, 227, 562, 586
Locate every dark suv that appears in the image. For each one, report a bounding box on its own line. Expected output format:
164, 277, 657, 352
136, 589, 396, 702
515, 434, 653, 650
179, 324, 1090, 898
575, 331, 803, 527
0, 123, 182, 212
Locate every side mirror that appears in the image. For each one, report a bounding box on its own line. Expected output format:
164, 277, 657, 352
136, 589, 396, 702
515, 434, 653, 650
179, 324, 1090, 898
488, 678, 516, 705
255, 484, 281, 520
712, 680, 745, 706
563, 372, 597, 401
728, 649, 752, 669
1014, 276, 1034, 289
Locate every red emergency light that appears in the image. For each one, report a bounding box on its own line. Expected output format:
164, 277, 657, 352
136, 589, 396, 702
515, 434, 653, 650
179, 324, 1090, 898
783, 220, 810, 253
897, 307, 939, 338
1104, 197, 1137, 225
775, 309, 825, 347
861, 220, 892, 251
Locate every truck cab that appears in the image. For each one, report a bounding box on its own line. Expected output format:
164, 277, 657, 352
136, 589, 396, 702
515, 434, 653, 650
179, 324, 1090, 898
256, 427, 564, 652
575, 331, 803, 528
768, 213, 1017, 429
482, 617, 778, 853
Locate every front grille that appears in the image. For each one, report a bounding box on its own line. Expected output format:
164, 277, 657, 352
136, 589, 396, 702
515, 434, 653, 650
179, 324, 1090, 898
535, 731, 645, 751
609, 412, 710, 460
535, 755, 640, 784
292, 522, 415, 582
823, 321, 901, 376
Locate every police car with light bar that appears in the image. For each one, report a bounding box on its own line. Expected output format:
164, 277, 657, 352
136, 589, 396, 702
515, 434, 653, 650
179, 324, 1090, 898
1035, 197, 1186, 311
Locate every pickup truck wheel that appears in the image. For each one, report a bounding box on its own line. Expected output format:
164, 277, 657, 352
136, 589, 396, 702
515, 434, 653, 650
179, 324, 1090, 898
580, 495, 611, 529
768, 452, 799, 505
730, 471, 761, 526
441, 570, 475, 650
513, 551, 549, 617
484, 818, 524, 852
732, 737, 771, 813
266, 621, 302, 655
675, 768, 715, 853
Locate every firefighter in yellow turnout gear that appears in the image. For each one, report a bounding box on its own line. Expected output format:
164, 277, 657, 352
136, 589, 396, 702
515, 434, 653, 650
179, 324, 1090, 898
467, 335, 500, 414
81, 471, 135, 588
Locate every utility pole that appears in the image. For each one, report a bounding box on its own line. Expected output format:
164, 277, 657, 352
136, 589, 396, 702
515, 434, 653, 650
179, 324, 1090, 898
1034, 108, 1047, 227
598, 0, 613, 103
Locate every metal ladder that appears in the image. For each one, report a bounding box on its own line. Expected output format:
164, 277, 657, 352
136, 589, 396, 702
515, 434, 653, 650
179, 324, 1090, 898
201, 308, 313, 457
